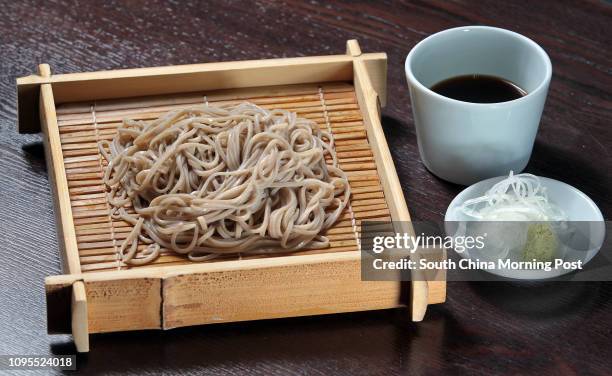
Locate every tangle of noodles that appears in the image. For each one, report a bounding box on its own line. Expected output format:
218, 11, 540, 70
99, 102, 350, 265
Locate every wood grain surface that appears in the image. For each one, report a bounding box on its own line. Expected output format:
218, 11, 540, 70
0, 0, 610, 375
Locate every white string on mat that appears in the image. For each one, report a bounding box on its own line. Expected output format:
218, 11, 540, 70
318, 86, 361, 252
91, 102, 122, 270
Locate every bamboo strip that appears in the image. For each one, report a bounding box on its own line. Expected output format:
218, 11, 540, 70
58, 100, 359, 124
61, 156, 374, 177
59, 130, 367, 152
55, 82, 355, 115
56, 91, 357, 125
76, 228, 364, 248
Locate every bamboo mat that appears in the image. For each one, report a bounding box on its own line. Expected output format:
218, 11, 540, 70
55, 82, 391, 273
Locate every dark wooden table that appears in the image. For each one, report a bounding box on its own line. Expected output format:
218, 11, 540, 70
1, 1, 610, 374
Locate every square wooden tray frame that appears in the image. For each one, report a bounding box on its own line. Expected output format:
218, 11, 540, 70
16, 40, 445, 352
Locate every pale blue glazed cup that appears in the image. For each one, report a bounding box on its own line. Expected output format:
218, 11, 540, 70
405, 26, 552, 185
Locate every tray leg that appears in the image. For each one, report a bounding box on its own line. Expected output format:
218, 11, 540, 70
71, 281, 89, 352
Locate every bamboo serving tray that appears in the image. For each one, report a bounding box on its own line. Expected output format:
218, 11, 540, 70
16, 40, 445, 352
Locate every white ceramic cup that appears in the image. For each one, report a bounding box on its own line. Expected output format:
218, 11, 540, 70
405, 26, 552, 185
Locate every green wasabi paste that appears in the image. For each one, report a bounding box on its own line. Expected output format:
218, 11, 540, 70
521, 223, 557, 262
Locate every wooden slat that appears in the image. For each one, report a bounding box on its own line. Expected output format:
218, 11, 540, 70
353, 54, 429, 322
46, 251, 401, 333
39, 64, 81, 275
17, 52, 387, 133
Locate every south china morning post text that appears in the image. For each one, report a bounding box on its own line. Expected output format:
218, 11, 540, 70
371, 255, 583, 272
360, 222, 585, 278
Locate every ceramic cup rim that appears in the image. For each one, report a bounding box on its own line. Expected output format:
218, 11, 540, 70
404, 25, 552, 107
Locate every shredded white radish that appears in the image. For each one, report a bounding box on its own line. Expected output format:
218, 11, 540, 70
461, 172, 567, 221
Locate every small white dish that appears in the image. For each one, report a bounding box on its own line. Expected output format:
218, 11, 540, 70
445, 175, 605, 279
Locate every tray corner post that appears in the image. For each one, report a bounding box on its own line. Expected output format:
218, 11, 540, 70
350, 41, 387, 109
346, 39, 362, 57
15, 63, 54, 134
38, 63, 52, 78
45, 275, 89, 352
71, 281, 90, 353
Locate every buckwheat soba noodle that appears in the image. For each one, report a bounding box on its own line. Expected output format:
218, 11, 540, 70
99, 102, 350, 265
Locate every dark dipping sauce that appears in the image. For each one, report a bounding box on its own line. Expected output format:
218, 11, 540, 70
430, 74, 527, 103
